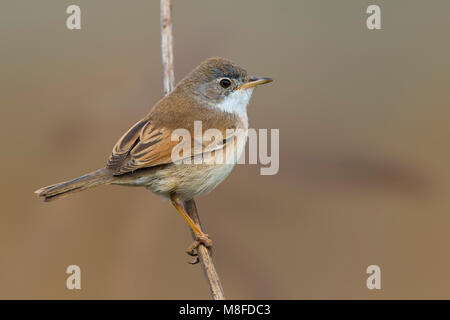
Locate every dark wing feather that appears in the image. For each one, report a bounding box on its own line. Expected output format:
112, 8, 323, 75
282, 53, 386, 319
106, 119, 149, 172
111, 122, 177, 174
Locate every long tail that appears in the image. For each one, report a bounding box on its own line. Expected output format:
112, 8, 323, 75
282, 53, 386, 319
34, 168, 113, 202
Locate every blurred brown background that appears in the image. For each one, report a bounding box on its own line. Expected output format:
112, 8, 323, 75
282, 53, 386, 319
1, 0, 450, 299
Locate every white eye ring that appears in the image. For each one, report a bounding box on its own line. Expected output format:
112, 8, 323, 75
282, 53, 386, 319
219, 78, 232, 88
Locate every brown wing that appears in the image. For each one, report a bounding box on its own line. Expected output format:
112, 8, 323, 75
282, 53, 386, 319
106, 119, 148, 171
107, 119, 178, 175
106, 117, 238, 175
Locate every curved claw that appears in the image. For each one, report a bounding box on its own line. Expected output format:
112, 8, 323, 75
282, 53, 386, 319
188, 256, 200, 265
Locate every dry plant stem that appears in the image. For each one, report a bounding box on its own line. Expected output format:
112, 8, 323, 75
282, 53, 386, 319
160, 0, 175, 95
159, 0, 225, 300
183, 199, 226, 300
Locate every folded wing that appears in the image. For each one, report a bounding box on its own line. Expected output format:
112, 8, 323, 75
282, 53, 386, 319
106, 118, 236, 175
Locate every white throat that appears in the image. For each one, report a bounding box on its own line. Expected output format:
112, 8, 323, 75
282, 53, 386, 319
214, 88, 254, 125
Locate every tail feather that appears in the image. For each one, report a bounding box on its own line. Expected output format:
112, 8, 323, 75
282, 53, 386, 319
34, 168, 113, 202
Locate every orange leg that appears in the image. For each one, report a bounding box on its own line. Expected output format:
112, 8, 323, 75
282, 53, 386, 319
170, 194, 213, 257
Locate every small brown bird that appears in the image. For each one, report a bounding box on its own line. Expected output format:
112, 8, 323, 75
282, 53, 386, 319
35, 57, 272, 254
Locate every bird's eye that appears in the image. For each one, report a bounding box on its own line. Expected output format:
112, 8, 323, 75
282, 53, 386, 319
219, 78, 232, 88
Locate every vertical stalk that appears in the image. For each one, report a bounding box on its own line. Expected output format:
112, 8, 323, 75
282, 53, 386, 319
160, 0, 225, 300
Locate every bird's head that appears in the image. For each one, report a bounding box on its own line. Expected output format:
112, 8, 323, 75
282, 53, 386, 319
178, 57, 272, 114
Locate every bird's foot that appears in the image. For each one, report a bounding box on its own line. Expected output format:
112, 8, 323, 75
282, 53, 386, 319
186, 232, 213, 264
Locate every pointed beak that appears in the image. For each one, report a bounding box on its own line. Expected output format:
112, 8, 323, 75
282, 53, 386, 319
237, 76, 273, 90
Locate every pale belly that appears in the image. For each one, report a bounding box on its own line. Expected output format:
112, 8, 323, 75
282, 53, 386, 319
147, 162, 236, 199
